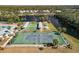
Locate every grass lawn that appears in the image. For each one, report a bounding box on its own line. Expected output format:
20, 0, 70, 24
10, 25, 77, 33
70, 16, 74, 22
26, 22, 37, 31
48, 23, 57, 31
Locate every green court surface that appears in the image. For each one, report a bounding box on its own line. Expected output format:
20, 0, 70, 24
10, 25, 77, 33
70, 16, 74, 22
25, 22, 37, 30
11, 31, 68, 45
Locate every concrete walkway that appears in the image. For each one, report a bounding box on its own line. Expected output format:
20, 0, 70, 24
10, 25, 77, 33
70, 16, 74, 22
6, 44, 44, 47
44, 22, 49, 30
39, 22, 43, 31
0, 36, 14, 49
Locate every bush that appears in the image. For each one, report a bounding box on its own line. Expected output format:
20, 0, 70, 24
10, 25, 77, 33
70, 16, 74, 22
39, 47, 44, 50
52, 39, 59, 48
53, 39, 58, 46
20, 26, 24, 30
67, 44, 72, 49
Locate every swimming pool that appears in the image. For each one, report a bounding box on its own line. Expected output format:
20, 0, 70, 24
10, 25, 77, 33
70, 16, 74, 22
0, 26, 14, 29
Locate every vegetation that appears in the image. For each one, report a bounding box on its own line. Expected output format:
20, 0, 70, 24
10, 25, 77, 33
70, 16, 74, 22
38, 47, 44, 50
52, 39, 58, 48
0, 6, 79, 37
0, 6, 79, 24
55, 9, 79, 39
55, 9, 79, 28
66, 44, 72, 49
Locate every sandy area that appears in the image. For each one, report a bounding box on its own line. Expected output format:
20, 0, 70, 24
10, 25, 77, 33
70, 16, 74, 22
0, 46, 79, 53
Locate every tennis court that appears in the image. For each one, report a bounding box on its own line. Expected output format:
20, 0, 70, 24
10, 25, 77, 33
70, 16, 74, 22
11, 31, 68, 45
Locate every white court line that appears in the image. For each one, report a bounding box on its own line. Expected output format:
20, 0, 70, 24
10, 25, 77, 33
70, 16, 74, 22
6, 44, 44, 47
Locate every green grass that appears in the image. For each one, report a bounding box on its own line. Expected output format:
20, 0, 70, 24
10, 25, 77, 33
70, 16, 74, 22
25, 22, 37, 30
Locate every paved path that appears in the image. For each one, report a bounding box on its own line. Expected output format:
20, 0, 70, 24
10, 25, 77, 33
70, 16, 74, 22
39, 22, 43, 31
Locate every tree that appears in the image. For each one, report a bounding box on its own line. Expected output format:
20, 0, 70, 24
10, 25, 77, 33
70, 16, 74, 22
7, 17, 14, 23
52, 39, 58, 48
67, 44, 72, 49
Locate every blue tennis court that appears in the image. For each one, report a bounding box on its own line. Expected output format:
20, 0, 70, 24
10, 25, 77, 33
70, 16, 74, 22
11, 31, 68, 45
